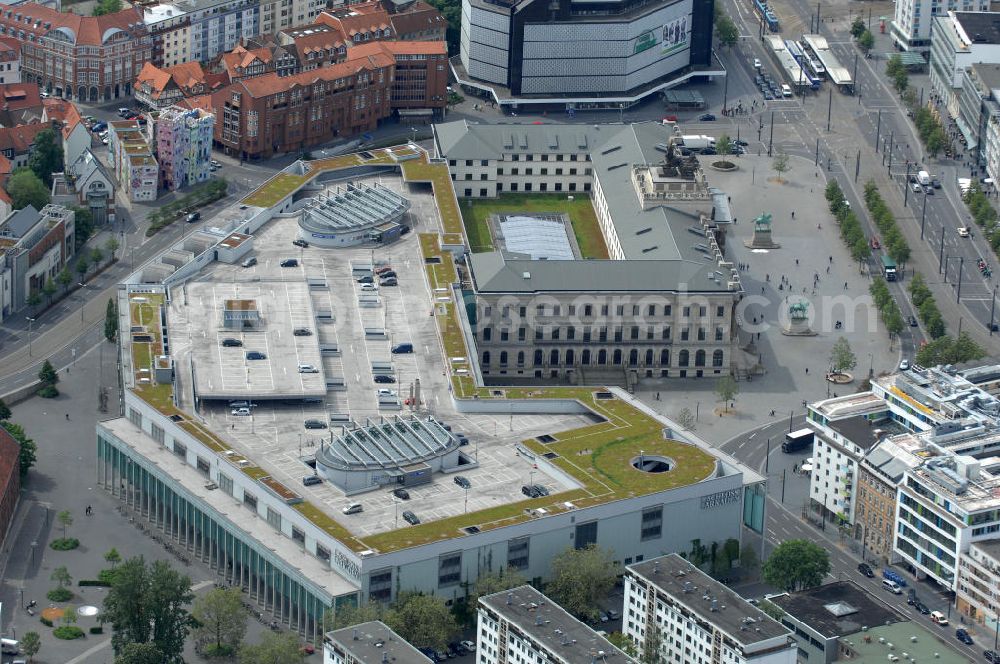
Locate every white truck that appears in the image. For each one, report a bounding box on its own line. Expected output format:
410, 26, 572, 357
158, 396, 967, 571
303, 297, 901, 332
677, 135, 716, 151
917, 170, 931, 186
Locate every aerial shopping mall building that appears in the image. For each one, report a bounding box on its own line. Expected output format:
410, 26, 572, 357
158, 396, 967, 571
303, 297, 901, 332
96, 140, 764, 644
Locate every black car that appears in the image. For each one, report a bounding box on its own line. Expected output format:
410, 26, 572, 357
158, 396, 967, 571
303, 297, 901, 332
984, 649, 998, 662
533, 484, 550, 496
909, 315, 919, 327
185, 212, 201, 223
402, 510, 420, 525
735, 139, 749, 147
699, 113, 717, 121
521, 485, 541, 498
280, 258, 298, 267
292, 239, 309, 248
357, 275, 374, 284
915, 601, 930, 615
393, 488, 410, 500
455, 433, 469, 446
246, 351, 266, 360
454, 476, 471, 489
932, 178, 942, 188
304, 419, 327, 430
700, 148, 717, 155
857, 562, 874, 578
293, 328, 312, 336
379, 270, 397, 279
392, 343, 413, 354
957, 628, 974, 646
374, 374, 396, 383
221, 338, 243, 347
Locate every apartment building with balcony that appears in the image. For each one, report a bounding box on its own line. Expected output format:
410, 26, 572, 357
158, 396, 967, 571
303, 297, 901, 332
477, 585, 635, 664
855, 434, 924, 563
930, 12, 1000, 120
892, 0, 989, 51
956, 540, 1000, 631
622, 555, 796, 664
806, 393, 901, 528
156, 105, 214, 191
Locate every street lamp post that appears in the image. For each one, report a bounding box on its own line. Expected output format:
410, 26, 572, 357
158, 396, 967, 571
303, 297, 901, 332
868, 352, 874, 378
920, 193, 928, 239
26, 316, 35, 356
990, 284, 998, 335
78, 282, 86, 322
957, 256, 965, 303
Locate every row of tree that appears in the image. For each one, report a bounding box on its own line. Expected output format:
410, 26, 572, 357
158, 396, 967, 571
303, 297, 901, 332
146, 179, 229, 236
868, 277, 907, 341
915, 332, 986, 367
825, 180, 874, 265
863, 181, 912, 267
23, 237, 118, 310
907, 273, 947, 339
714, 6, 739, 48
962, 185, 1000, 267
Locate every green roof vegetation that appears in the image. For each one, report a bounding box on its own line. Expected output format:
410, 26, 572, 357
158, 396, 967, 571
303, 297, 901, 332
241, 173, 308, 208
458, 194, 610, 259
401, 160, 463, 236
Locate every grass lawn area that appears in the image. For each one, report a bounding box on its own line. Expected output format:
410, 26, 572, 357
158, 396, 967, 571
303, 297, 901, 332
457, 194, 610, 259
242, 173, 307, 208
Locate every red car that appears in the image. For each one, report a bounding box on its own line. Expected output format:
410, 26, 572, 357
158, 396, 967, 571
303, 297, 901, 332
870, 237, 881, 250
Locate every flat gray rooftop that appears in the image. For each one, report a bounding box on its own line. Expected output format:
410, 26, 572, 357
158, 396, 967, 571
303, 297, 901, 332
480, 585, 634, 662
175, 281, 327, 401
629, 554, 791, 647
327, 621, 431, 663
768, 581, 905, 639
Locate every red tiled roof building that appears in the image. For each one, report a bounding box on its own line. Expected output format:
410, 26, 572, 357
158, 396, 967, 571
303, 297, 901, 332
0, 3, 151, 102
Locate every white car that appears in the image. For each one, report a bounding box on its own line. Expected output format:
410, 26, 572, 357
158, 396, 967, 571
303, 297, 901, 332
912, 182, 923, 193
753, 58, 762, 69
360, 283, 378, 291
460, 640, 476, 652
297, 364, 319, 373
958, 226, 970, 237
376, 388, 397, 397
899, 359, 911, 371
231, 407, 251, 416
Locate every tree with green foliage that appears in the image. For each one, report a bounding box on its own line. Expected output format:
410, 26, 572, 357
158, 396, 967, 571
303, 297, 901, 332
0, 399, 10, 421
26, 291, 41, 308
546, 544, 617, 622
762, 539, 831, 591
56, 265, 72, 293
2, 421, 36, 477
191, 587, 246, 657
28, 128, 63, 187
328, 602, 380, 631
105, 297, 118, 342
39, 359, 58, 390
89, 247, 103, 272
104, 548, 122, 568
607, 632, 638, 658
57, 510, 72, 539
915, 332, 986, 366
51, 565, 72, 589
772, 152, 790, 182
858, 30, 875, 54
42, 277, 56, 304
640, 623, 664, 664
103, 556, 193, 662
76, 256, 89, 280
716, 134, 732, 160
385, 592, 459, 652
467, 566, 526, 618
105, 236, 119, 263
71, 206, 94, 250
715, 10, 739, 48
715, 375, 739, 412
114, 643, 164, 664
20, 631, 40, 662
93, 0, 123, 15
676, 406, 695, 430
829, 337, 857, 375
6, 168, 50, 210
238, 632, 303, 664
850, 16, 866, 39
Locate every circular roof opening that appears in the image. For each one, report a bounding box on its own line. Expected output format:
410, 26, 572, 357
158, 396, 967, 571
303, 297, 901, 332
631, 454, 674, 474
